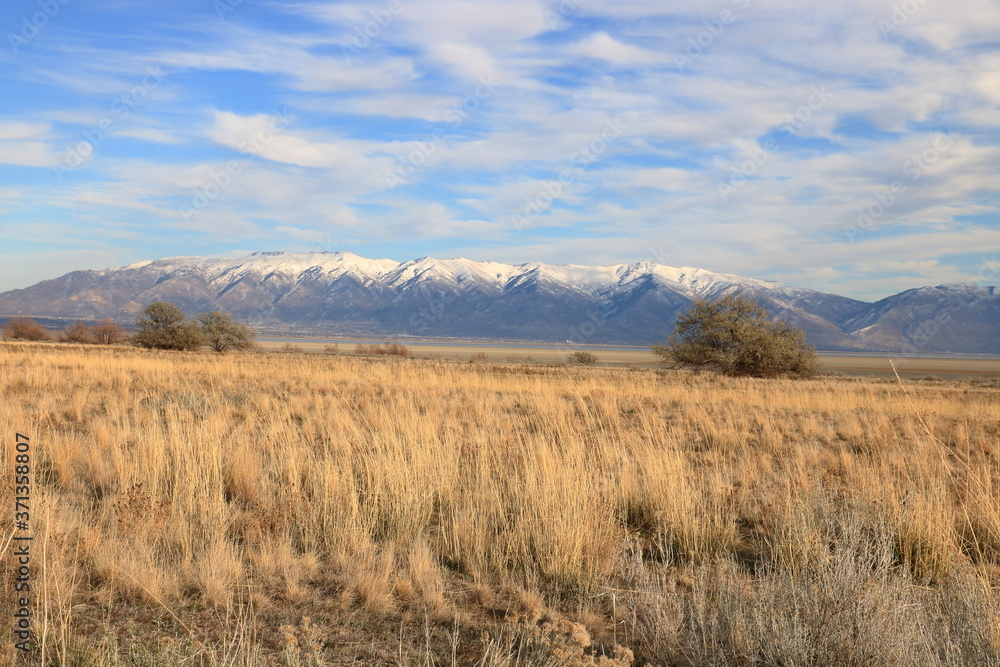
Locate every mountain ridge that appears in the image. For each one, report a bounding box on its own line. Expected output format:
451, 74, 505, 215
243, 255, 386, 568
1, 251, 997, 353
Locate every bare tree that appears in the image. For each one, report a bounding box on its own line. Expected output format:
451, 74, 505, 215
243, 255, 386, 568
92, 317, 126, 345
3, 316, 52, 341
62, 321, 95, 344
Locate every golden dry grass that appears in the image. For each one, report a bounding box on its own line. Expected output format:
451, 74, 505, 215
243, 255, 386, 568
1, 341, 999, 665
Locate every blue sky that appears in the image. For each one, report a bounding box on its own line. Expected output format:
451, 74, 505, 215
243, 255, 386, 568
1, 0, 998, 300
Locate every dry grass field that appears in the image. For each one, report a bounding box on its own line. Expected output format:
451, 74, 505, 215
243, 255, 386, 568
2, 341, 1000, 665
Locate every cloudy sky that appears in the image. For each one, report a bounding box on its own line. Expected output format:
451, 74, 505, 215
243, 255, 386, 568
1, 0, 998, 299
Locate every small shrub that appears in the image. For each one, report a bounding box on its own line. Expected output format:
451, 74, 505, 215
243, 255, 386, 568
568, 351, 599, 365
92, 317, 126, 345
62, 320, 95, 344
382, 342, 411, 357
196, 311, 255, 353
652, 293, 819, 378
3, 316, 52, 341
282, 343, 303, 353
324, 344, 340, 354
133, 301, 204, 351
355, 342, 412, 357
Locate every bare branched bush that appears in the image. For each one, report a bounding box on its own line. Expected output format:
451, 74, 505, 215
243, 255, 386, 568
91, 317, 126, 344
3, 315, 52, 341
355, 341, 412, 357
62, 320, 95, 344
653, 293, 820, 378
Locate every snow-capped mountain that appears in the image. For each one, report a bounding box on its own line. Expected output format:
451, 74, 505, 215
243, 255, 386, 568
840, 284, 1000, 353
0, 251, 997, 352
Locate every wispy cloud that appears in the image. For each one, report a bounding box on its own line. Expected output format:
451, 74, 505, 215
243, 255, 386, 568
0, 0, 997, 300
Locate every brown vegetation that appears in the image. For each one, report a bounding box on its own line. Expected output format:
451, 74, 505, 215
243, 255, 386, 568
197, 311, 256, 353
654, 293, 820, 378
61, 321, 95, 344
91, 317, 127, 345
3, 317, 126, 346
1, 343, 998, 665
568, 350, 599, 365
2, 316, 51, 341
354, 341, 412, 357
132, 301, 205, 351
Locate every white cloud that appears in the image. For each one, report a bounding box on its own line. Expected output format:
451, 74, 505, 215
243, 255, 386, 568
204, 111, 398, 191
115, 126, 182, 144
0, 121, 48, 140
426, 42, 496, 80
0, 141, 57, 167
155, 41, 416, 92
297, 92, 460, 121
570, 32, 662, 65
0, 0, 997, 299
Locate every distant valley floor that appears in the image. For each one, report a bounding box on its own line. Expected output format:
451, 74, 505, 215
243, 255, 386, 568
256, 337, 1000, 380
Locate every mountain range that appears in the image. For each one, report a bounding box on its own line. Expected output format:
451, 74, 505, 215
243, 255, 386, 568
0, 251, 997, 353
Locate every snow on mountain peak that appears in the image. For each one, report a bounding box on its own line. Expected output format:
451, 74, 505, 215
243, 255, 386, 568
15, 249, 999, 352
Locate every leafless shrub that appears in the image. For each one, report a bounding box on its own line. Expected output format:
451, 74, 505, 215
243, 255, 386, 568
62, 321, 95, 344
3, 316, 52, 341
355, 342, 412, 357
92, 317, 127, 344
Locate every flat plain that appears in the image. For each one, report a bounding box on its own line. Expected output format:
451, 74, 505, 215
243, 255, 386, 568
2, 341, 999, 665
257, 337, 1000, 379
